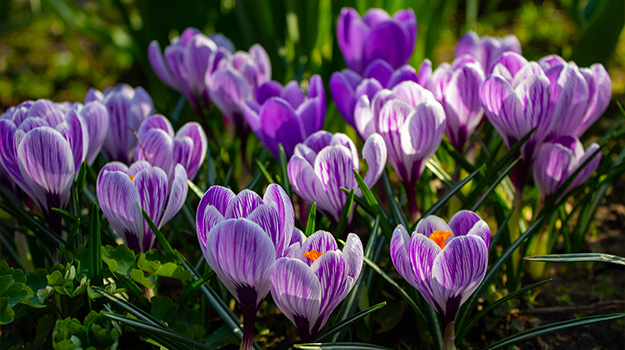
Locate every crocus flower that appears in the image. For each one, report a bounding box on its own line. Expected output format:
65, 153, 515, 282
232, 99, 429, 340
148, 28, 232, 113
0, 100, 88, 218
58, 102, 110, 165
97, 161, 188, 252
85, 84, 154, 164
354, 81, 445, 217
209, 44, 272, 136
271, 230, 364, 341
427, 55, 485, 151
288, 131, 387, 223
337, 7, 417, 74
243, 75, 326, 159
330, 59, 421, 129
133, 115, 207, 180
455, 31, 522, 74
533, 135, 601, 199
196, 184, 294, 349
390, 211, 490, 326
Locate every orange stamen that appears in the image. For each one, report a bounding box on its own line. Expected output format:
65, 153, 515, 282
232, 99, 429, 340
129, 175, 134, 180
430, 230, 453, 249
304, 249, 324, 263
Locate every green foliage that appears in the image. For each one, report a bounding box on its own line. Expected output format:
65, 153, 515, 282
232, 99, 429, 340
52, 311, 121, 350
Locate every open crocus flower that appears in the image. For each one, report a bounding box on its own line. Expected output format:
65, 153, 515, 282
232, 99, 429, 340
337, 7, 416, 74
148, 27, 232, 113
287, 131, 387, 223
85, 84, 154, 164
427, 55, 485, 152
354, 81, 445, 218
133, 115, 207, 180
330, 59, 420, 130
0, 100, 88, 219
390, 211, 490, 326
271, 230, 364, 341
533, 135, 601, 199
243, 75, 326, 159
455, 31, 521, 74
97, 161, 188, 252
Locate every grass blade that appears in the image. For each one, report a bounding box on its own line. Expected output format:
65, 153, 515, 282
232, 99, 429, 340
312, 302, 386, 342
335, 188, 354, 237
188, 180, 205, 199
88, 203, 103, 285
524, 253, 625, 266
294, 343, 393, 350
278, 143, 291, 197
305, 202, 317, 237
471, 157, 521, 212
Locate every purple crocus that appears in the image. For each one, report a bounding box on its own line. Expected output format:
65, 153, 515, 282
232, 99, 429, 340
271, 230, 364, 341
97, 161, 188, 252
148, 28, 232, 113
85, 84, 154, 164
133, 115, 207, 180
287, 131, 387, 223
390, 211, 490, 327
209, 44, 272, 137
58, 102, 110, 165
427, 55, 485, 152
0, 100, 88, 219
196, 184, 294, 349
354, 81, 445, 218
330, 59, 421, 130
532, 135, 601, 199
455, 31, 522, 74
243, 75, 326, 159
337, 7, 417, 75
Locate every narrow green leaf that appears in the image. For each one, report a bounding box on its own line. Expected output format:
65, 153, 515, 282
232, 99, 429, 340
51, 208, 79, 224
441, 142, 477, 173
75, 161, 87, 194
353, 169, 380, 214
380, 171, 410, 230
0, 201, 64, 247
313, 302, 386, 342
187, 180, 205, 199
142, 209, 176, 258
294, 343, 393, 350
486, 314, 625, 350
335, 188, 354, 237
305, 202, 317, 237
471, 157, 521, 212
278, 144, 291, 197
255, 160, 275, 184
89, 204, 103, 285
176, 271, 215, 308
524, 253, 625, 265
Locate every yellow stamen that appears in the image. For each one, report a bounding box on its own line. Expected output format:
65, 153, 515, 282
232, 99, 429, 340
304, 249, 323, 263
129, 175, 134, 180
430, 230, 453, 249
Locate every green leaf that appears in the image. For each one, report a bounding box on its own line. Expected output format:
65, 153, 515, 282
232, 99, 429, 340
524, 253, 625, 265
570, 0, 624, 66
305, 202, 317, 237
142, 209, 176, 257
278, 143, 292, 197
486, 313, 625, 349
313, 302, 386, 342
88, 204, 103, 286
335, 188, 354, 237
471, 157, 521, 212
294, 343, 393, 350
176, 271, 214, 308
187, 180, 205, 199
380, 171, 409, 230
102, 245, 137, 275
255, 160, 275, 184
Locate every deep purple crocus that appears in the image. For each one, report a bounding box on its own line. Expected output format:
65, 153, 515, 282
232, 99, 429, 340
97, 161, 188, 252
455, 31, 521, 74
85, 84, 154, 164
390, 211, 490, 327
330, 59, 420, 130
271, 230, 364, 341
532, 135, 601, 199
354, 81, 445, 218
196, 184, 294, 349
243, 75, 326, 159
288, 131, 387, 223
148, 28, 232, 113
337, 7, 417, 74
133, 115, 207, 180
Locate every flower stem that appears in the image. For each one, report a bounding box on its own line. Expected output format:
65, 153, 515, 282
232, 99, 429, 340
443, 322, 456, 350
240, 307, 256, 350
406, 183, 419, 223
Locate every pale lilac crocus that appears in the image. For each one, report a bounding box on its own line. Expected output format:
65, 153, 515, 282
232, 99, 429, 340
196, 184, 294, 350
354, 81, 445, 218
455, 31, 522, 74
391, 211, 490, 327
533, 135, 601, 199
337, 7, 417, 75
271, 230, 364, 341
97, 161, 188, 252
330, 59, 421, 129
287, 131, 387, 223
58, 102, 110, 165
243, 75, 326, 159
133, 115, 207, 180
85, 84, 154, 164
148, 28, 232, 114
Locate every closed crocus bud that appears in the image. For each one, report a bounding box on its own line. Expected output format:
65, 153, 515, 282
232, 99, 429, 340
288, 131, 387, 223
354, 81, 445, 218
97, 161, 188, 252
330, 59, 418, 129
148, 27, 232, 113
429, 55, 485, 151
391, 211, 490, 326
271, 230, 364, 342
243, 75, 326, 159
337, 7, 417, 74
533, 135, 601, 199
133, 115, 207, 180
85, 84, 154, 164
0, 100, 88, 217
455, 31, 522, 74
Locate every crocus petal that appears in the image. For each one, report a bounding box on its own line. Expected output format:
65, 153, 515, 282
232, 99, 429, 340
288, 155, 327, 212
408, 231, 442, 308
363, 59, 394, 87
449, 210, 491, 249
390, 225, 419, 288
311, 250, 347, 332
416, 215, 453, 237
80, 102, 110, 165
160, 164, 189, 227
314, 146, 355, 222
363, 21, 409, 70
196, 205, 224, 256
342, 233, 364, 284
247, 204, 284, 257
256, 81, 283, 105
148, 40, 178, 89
56, 109, 88, 173
263, 184, 295, 254
302, 231, 339, 263
197, 186, 235, 218
225, 189, 264, 219
175, 122, 207, 180
281, 81, 305, 109
134, 128, 175, 176
137, 115, 174, 138
360, 133, 387, 190
210, 68, 251, 121
133, 166, 168, 250
337, 8, 369, 73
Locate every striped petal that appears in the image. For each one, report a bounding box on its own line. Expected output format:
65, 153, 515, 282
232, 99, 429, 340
175, 122, 207, 180
160, 164, 188, 227
225, 189, 264, 219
